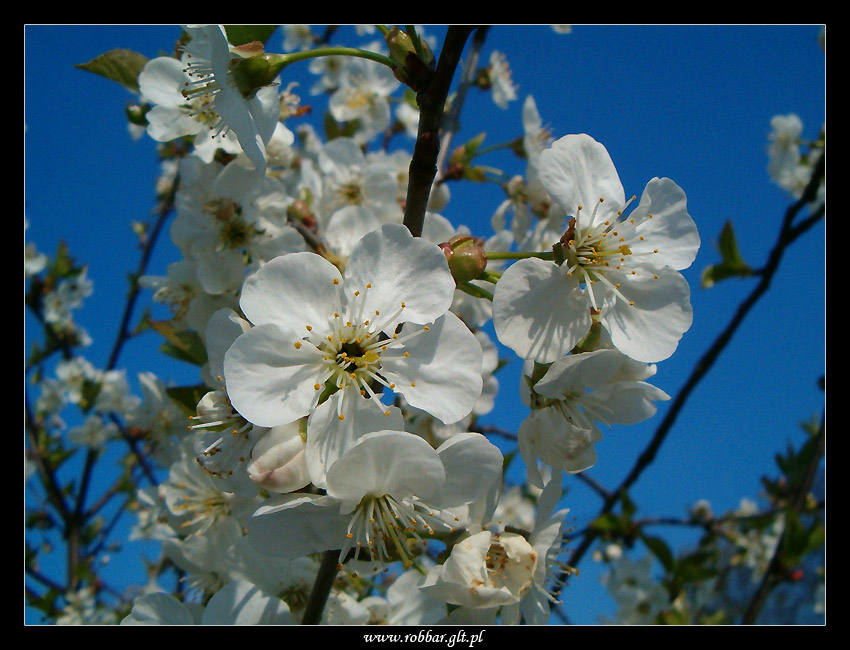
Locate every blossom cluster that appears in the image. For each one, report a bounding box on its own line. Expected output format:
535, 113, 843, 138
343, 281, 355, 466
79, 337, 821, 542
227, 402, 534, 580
28, 25, 706, 625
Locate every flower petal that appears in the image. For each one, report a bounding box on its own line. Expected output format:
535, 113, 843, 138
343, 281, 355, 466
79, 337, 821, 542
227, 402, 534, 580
325, 431, 445, 509
493, 257, 592, 363
223, 322, 326, 426
248, 493, 349, 559
601, 270, 693, 363
538, 134, 625, 222
629, 177, 700, 271
239, 252, 341, 333
381, 313, 483, 424
305, 394, 404, 489
431, 433, 504, 509
343, 224, 455, 330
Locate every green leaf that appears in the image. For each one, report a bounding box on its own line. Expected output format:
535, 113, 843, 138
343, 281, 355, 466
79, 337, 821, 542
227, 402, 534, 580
149, 320, 208, 367
701, 220, 754, 288
641, 533, 675, 572
75, 49, 149, 93
224, 25, 278, 47
590, 513, 624, 534
165, 384, 210, 418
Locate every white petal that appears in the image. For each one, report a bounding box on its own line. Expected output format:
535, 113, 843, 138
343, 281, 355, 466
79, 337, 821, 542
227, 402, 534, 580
145, 105, 204, 142
589, 381, 670, 426
533, 348, 630, 399
201, 581, 293, 625
138, 56, 187, 106
601, 270, 693, 363
381, 313, 483, 424
519, 407, 601, 476
239, 252, 340, 333
204, 308, 251, 385
538, 134, 625, 222
492, 257, 592, 363
323, 204, 382, 259
431, 433, 504, 509
629, 177, 700, 271
122, 593, 196, 625
305, 394, 404, 489
344, 224, 455, 330
325, 430, 445, 509
248, 493, 349, 559
223, 323, 325, 426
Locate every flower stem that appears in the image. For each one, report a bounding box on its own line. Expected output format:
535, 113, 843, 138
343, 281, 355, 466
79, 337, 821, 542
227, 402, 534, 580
280, 46, 397, 72
458, 282, 494, 302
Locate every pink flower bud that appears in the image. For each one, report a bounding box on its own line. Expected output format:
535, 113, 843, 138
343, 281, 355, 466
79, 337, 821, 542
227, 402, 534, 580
247, 421, 311, 493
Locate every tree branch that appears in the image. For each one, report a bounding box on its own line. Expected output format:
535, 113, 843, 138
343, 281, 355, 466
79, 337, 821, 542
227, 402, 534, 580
402, 26, 475, 237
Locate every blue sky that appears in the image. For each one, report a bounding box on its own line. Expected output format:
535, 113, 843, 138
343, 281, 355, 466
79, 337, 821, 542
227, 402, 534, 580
25, 25, 825, 624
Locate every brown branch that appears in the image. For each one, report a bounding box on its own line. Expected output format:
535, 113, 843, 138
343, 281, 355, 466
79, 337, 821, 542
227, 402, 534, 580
300, 550, 340, 624
402, 26, 475, 237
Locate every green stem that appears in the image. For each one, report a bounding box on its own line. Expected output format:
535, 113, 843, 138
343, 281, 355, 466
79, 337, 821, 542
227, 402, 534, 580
279, 46, 397, 72
458, 282, 493, 301
476, 270, 502, 284
472, 139, 521, 159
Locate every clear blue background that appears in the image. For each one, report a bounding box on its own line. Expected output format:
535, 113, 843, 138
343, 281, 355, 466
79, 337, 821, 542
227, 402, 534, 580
25, 25, 825, 624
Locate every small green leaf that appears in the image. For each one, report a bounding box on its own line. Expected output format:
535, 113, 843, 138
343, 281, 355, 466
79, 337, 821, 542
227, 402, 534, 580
75, 49, 149, 93
641, 533, 675, 572
224, 25, 278, 47
149, 320, 208, 367
166, 384, 210, 418
701, 220, 754, 288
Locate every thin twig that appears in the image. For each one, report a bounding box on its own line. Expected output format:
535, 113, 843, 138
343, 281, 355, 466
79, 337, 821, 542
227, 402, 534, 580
741, 413, 825, 624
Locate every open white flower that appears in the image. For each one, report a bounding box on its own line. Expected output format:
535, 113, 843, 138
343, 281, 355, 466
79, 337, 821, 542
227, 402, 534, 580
421, 475, 568, 623
139, 25, 280, 176
171, 155, 307, 297
315, 138, 403, 256
420, 528, 537, 610
519, 348, 670, 486
493, 133, 700, 364
247, 430, 504, 569
224, 223, 482, 429
499, 476, 570, 625
328, 54, 399, 143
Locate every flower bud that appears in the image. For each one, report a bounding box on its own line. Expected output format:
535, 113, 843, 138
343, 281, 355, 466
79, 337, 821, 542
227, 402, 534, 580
385, 26, 434, 91
440, 234, 488, 284
247, 420, 311, 493
386, 26, 417, 67
229, 51, 288, 99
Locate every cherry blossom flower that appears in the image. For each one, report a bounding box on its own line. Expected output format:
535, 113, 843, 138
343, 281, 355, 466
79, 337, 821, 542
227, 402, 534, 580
493, 133, 700, 364
247, 430, 503, 569
328, 53, 399, 144
519, 348, 670, 486
138, 25, 280, 176
223, 224, 484, 480
421, 476, 568, 623
486, 51, 518, 109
